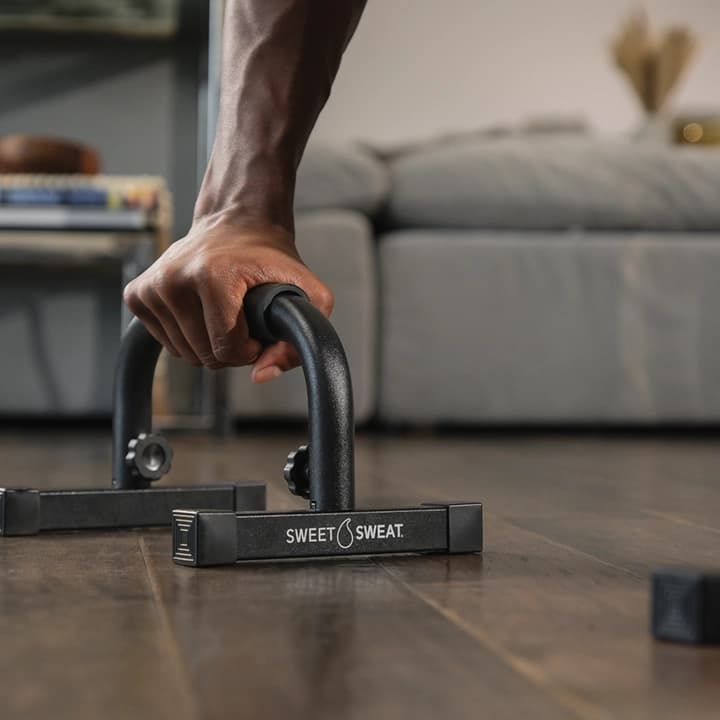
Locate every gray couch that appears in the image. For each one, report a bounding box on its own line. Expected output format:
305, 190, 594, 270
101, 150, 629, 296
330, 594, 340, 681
379, 138, 720, 423
233, 137, 720, 424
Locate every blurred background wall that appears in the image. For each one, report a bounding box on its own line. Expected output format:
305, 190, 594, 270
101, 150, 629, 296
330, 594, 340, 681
2, 1, 716, 224
0, 1, 208, 236
313, 0, 720, 146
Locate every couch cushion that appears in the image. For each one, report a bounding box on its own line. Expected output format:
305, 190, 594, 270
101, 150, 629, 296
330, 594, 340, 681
387, 138, 720, 231
295, 143, 389, 217
379, 229, 720, 423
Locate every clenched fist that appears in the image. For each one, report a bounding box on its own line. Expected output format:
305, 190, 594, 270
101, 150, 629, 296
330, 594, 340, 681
123, 221, 333, 383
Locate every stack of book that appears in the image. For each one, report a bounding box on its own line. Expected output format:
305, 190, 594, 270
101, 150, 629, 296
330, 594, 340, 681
0, 175, 169, 231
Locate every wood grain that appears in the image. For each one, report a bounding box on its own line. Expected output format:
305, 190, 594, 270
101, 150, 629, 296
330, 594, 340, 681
2, 429, 720, 718
0, 531, 196, 720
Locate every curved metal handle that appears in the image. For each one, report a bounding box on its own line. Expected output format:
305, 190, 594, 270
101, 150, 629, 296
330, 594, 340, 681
113, 285, 356, 511
245, 284, 355, 512
112, 318, 162, 489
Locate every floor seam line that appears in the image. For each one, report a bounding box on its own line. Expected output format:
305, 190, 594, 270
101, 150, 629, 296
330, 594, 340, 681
138, 535, 201, 720
377, 560, 612, 720
368, 494, 645, 581
494, 512, 645, 579
374, 475, 644, 579
642, 509, 720, 535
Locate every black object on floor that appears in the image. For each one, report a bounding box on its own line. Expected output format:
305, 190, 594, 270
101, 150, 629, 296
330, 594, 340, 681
0, 320, 265, 536
172, 283, 483, 567
651, 568, 720, 644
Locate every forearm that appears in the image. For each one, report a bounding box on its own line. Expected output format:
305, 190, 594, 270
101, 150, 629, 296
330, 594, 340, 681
194, 0, 367, 234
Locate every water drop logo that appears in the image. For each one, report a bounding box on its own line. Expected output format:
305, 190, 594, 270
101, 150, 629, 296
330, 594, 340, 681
336, 517, 354, 549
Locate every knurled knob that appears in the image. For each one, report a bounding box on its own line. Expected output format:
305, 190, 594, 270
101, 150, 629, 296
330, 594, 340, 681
283, 445, 310, 499
125, 433, 173, 481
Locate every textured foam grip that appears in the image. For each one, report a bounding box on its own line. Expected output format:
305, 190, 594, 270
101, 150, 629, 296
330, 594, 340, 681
244, 284, 308, 344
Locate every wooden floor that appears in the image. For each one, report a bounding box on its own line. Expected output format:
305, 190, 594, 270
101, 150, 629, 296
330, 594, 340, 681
2, 429, 720, 719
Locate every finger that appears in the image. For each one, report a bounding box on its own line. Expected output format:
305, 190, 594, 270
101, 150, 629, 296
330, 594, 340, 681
164, 292, 223, 368
123, 289, 181, 357
251, 341, 299, 383
197, 281, 263, 366
130, 306, 182, 357
152, 275, 221, 368
252, 365, 283, 384
142, 288, 204, 366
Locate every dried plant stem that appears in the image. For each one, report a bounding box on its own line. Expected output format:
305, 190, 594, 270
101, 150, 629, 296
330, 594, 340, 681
611, 11, 697, 114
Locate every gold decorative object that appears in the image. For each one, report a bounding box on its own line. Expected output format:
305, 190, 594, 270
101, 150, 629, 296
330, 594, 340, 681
611, 10, 698, 114
674, 116, 720, 146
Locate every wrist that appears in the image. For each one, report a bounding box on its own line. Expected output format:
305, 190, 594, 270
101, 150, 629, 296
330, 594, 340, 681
193, 192, 295, 236
189, 211, 296, 251
194, 149, 296, 234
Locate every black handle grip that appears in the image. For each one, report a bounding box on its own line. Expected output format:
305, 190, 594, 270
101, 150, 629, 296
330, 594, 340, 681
244, 284, 355, 513
244, 283, 308, 343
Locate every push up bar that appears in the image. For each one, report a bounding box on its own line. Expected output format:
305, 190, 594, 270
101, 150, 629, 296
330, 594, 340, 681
0, 317, 264, 536
173, 284, 483, 566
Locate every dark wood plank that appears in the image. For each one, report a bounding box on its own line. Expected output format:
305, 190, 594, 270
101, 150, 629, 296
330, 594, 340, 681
1, 430, 575, 719
353, 433, 720, 570
379, 515, 720, 720
4, 429, 720, 719
0, 531, 197, 720
140, 532, 575, 720
358, 433, 720, 718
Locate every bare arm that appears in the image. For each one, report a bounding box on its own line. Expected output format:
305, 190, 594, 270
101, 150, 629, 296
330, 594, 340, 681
124, 0, 366, 382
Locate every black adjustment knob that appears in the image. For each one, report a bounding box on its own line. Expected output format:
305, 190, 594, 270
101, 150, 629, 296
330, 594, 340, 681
125, 433, 173, 481
284, 445, 310, 499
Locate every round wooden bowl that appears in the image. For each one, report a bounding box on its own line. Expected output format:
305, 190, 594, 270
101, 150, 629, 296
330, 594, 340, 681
0, 135, 101, 174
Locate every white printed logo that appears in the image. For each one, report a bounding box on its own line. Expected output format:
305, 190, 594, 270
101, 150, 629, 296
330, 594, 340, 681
337, 517, 354, 549
285, 517, 405, 549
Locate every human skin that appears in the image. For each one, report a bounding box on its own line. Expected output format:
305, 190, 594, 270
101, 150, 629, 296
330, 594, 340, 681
124, 0, 366, 382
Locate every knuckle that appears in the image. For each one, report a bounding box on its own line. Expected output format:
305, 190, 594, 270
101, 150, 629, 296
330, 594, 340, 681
316, 285, 335, 315
189, 258, 223, 288
153, 268, 184, 300
123, 283, 143, 311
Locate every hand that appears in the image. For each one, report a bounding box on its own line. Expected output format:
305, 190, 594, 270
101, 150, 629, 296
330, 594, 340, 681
123, 220, 334, 383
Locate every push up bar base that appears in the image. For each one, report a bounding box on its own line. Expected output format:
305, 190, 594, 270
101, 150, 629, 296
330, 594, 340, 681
173, 503, 483, 566
0, 484, 265, 536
